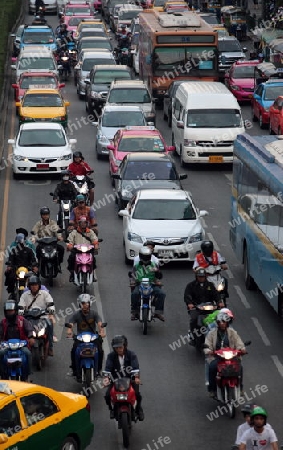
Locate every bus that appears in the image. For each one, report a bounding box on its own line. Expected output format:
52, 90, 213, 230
138, 10, 218, 100
230, 133, 283, 317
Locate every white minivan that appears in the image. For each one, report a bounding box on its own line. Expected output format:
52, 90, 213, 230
171, 81, 245, 165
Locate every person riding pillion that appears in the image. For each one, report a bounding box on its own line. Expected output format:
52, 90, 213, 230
193, 240, 228, 271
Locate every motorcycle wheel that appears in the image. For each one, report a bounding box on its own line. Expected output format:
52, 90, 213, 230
121, 412, 130, 448
227, 387, 236, 418
32, 346, 42, 371
60, 437, 79, 450
64, 218, 69, 240
82, 273, 87, 293
48, 272, 53, 287
142, 309, 148, 335
84, 368, 92, 391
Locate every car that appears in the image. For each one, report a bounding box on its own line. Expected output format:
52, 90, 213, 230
64, 15, 94, 32
20, 25, 57, 52
74, 21, 106, 40
108, 126, 175, 180
153, 0, 166, 11
252, 80, 283, 128
85, 64, 132, 115
199, 13, 220, 25
9, 122, 76, 177
29, 0, 58, 14
213, 26, 229, 37
10, 24, 25, 57
0, 380, 93, 449
76, 36, 113, 54
78, 27, 107, 39
11, 46, 60, 81
224, 60, 259, 102
130, 17, 139, 49
12, 72, 65, 109
164, 1, 189, 12
94, 105, 148, 158
74, 49, 115, 95
109, 3, 124, 32
116, 5, 142, 33
64, 1, 93, 16
118, 188, 208, 263
218, 36, 247, 77
106, 80, 156, 125
269, 95, 283, 134
16, 88, 70, 128
102, 0, 127, 24
163, 80, 187, 127
113, 152, 187, 210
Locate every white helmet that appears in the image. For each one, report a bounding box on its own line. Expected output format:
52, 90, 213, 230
219, 308, 234, 319
77, 293, 93, 307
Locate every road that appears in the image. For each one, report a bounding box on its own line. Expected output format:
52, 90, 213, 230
0, 10, 283, 449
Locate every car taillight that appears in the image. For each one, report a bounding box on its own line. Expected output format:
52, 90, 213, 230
86, 402, 91, 412
61, 116, 66, 121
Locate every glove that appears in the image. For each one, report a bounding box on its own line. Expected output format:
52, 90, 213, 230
47, 306, 55, 314
18, 307, 25, 315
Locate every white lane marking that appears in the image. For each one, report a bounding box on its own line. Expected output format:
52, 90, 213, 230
251, 317, 271, 346
271, 355, 283, 378
226, 269, 234, 279
225, 173, 233, 183
234, 285, 251, 309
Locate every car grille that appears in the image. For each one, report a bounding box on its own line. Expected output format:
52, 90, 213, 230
148, 237, 186, 245
197, 141, 234, 147
29, 158, 57, 163
242, 87, 254, 92
198, 152, 233, 157
30, 167, 57, 172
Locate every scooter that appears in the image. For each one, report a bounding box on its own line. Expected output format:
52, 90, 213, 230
59, 54, 71, 81
103, 369, 140, 449
14, 266, 29, 303
65, 322, 107, 394
206, 265, 228, 306
50, 193, 73, 241
23, 308, 49, 371
71, 175, 91, 205
192, 302, 216, 352
37, 237, 61, 287
73, 244, 96, 293
135, 278, 156, 335
1, 339, 29, 381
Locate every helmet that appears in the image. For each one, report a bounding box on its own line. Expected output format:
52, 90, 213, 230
201, 240, 214, 257
219, 308, 234, 320
28, 275, 41, 289
241, 403, 256, 415
78, 215, 87, 223
195, 267, 206, 277
77, 293, 91, 307
216, 312, 232, 323
4, 301, 17, 322
40, 206, 50, 216
34, 15, 41, 20
73, 151, 83, 160
61, 170, 70, 181
76, 194, 85, 202
111, 335, 128, 349
250, 406, 267, 424
139, 246, 152, 265
15, 233, 25, 244
16, 228, 28, 238
121, 24, 127, 29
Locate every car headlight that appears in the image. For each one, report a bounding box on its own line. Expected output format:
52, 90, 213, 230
127, 232, 143, 243
98, 134, 109, 143
122, 189, 133, 199
58, 153, 72, 160
184, 139, 196, 147
38, 327, 46, 337
14, 155, 28, 161
189, 233, 203, 243
230, 85, 240, 91
91, 91, 102, 98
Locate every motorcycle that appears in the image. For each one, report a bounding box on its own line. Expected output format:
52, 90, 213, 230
133, 278, 157, 335
59, 54, 71, 81
192, 302, 216, 352
71, 175, 91, 205
114, 47, 131, 65
23, 308, 50, 371
1, 339, 29, 381
208, 341, 251, 418
37, 237, 61, 287
13, 266, 29, 303
205, 265, 228, 306
73, 244, 96, 293
103, 369, 140, 448
65, 322, 107, 393
50, 193, 74, 241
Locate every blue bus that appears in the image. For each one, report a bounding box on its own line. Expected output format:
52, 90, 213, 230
230, 133, 283, 317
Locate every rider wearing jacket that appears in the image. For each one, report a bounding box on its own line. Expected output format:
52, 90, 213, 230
0, 301, 34, 378
53, 171, 78, 202
35, 0, 45, 14
184, 267, 218, 345
18, 276, 55, 356
10, 227, 36, 256
104, 335, 144, 421
193, 240, 228, 271
68, 151, 95, 205
69, 194, 97, 232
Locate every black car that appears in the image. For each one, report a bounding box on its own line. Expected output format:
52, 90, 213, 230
112, 152, 187, 211
85, 65, 132, 116
163, 81, 188, 127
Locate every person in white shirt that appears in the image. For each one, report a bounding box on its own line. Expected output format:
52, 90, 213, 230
233, 404, 273, 449
133, 241, 160, 267
239, 407, 278, 450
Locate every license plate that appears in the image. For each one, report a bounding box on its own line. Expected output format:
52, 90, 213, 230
209, 155, 223, 163
36, 164, 49, 170
158, 250, 173, 257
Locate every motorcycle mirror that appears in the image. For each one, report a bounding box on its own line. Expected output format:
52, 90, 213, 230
98, 238, 103, 242
50, 192, 54, 196
65, 323, 72, 328
244, 340, 251, 346
101, 322, 107, 328
30, 231, 35, 235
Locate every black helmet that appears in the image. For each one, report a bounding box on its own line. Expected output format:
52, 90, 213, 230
40, 206, 50, 216
111, 335, 128, 349
73, 151, 83, 160
201, 240, 214, 257
139, 246, 152, 265
4, 301, 17, 322
28, 275, 41, 289
61, 170, 70, 181
241, 403, 256, 415
195, 267, 207, 278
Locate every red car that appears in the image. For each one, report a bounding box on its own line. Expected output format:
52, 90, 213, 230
269, 96, 283, 135
64, 15, 94, 33
224, 60, 259, 102
107, 126, 175, 181
12, 72, 65, 109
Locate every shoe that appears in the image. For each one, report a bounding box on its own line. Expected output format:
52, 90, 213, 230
209, 391, 216, 398
76, 376, 82, 383
53, 336, 58, 343
155, 314, 165, 322
48, 349, 54, 357
189, 339, 196, 347
110, 410, 115, 419
131, 313, 138, 321
137, 407, 144, 421
69, 274, 74, 282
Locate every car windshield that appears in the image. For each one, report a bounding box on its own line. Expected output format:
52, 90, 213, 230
264, 85, 283, 101
108, 88, 150, 103
23, 32, 54, 44
80, 24, 104, 31
218, 40, 241, 52
23, 94, 63, 107
18, 129, 66, 146
80, 40, 111, 49
20, 76, 57, 89
133, 199, 196, 220
232, 65, 255, 78
153, 46, 217, 74
201, 15, 219, 24
187, 108, 242, 128
81, 30, 106, 37
19, 57, 55, 70
119, 10, 141, 20
102, 111, 145, 126
93, 70, 130, 83
154, 0, 165, 5
65, 7, 91, 15
69, 17, 84, 26
123, 161, 177, 180
118, 136, 165, 152
82, 58, 114, 70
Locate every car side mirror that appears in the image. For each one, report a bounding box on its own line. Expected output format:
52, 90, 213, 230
85, 78, 90, 84
118, 209, 129, 217
177, 120, 184, 129
166, 145, 175, 152
10, 33, 16, 38
15, 102, 21, 107
11, 65, 16, 70
59, 83, 65, 88
92, 121, 98, 126
12, 83, 17, 89
8, 139, 15, 145
199, 210, 209, 217
0, 434, 8, 444
179, 173, 187, 180
69, 139, 77, 144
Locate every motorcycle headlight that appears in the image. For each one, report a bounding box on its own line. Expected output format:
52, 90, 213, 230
189, 233, 203, 243
122, 189, 133, 199
127, 232, 142, 243
8, 342, 21, 350
14, 155, 28, 161
38, 327, 46, 337
58, 153, 72, 160
91, 91, 102, 98
18, 271, 26, 279
63, 203, 70, 210
116, 393, 128, 400
81, 245, 89, 252
217, 281, 225, 291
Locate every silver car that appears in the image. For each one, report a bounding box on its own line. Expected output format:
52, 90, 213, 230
75, 50, 116, 97
94, 105, 148, 158
29, 0, 58, 14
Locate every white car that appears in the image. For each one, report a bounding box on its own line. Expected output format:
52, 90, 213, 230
119, 188, 208, 263
29, 0, 58, 14
9, 123, 77, 178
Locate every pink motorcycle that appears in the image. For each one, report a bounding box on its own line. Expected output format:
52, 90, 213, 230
73, 244, 96, 293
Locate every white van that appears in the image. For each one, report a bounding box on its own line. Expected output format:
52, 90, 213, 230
171, 82, 245, 165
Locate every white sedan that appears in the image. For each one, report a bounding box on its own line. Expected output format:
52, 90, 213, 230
9, 123, 77, 178
119, 188, 208, 263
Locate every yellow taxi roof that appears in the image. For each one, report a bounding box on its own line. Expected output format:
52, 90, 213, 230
25, 88, 61, 95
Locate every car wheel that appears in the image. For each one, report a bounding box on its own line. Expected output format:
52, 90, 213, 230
60, 437, 79, 450
269, 121, 274, 134
180, 145, 186, 167
252, 107, 258, 122
259, 113, 265, 129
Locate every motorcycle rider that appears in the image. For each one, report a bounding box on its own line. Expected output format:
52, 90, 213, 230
239, 407, 278, 450
35, 0, 45, 14
53, 170, 77, 227
10, 227, 36, 255
66, 294, 106, 381
204, 311, 246, 398
0, 301, 34, 379
18, 276, 55, 356
69, 194, 98, 233
233, 404, 274, 449
68, 151, 95, 205
184, 267, 218, 346
131, 246, 165, 321
58, 48, 71, 76
103, 335, 144, 421
5, 233, 38, 295
31, 14, 47, 25
32, 207, 64, 268
67, 215, 99, 282
133, 241, 159, 267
